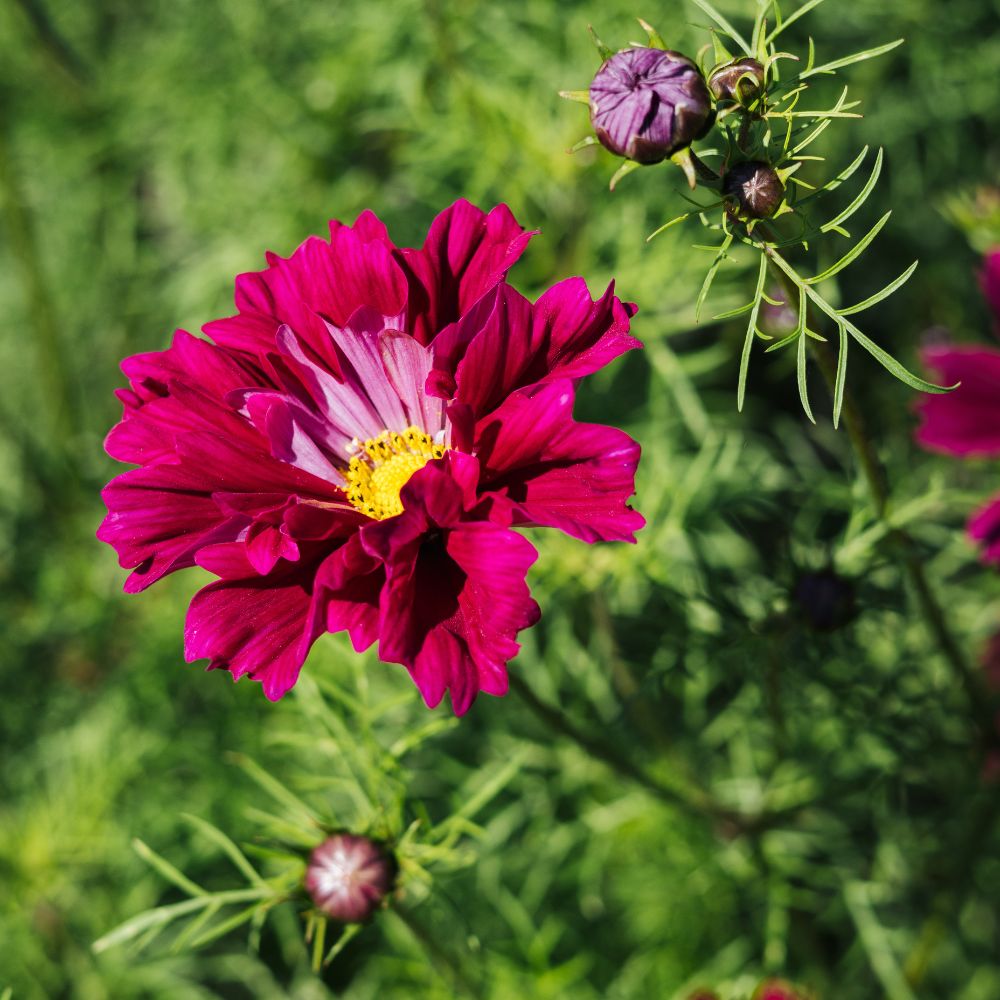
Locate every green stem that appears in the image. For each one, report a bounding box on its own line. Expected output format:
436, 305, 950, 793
0, 107, 76, 445
509, 673, 799, 835
509, 673, 713, 816
765, 254, 992, 741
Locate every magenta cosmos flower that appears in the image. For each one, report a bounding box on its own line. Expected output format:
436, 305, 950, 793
915, 249, 1000, 565
98, 200, 644, 714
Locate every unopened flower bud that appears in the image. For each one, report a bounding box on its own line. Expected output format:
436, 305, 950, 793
589, 47, 712, 164
753, 979, 802, 1000
792, 569, 857, 633
305, 834, 395, 922
723, 161, 785, 219
709, 57, 766, 105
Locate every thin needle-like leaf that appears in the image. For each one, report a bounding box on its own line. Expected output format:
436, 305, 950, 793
843, 319, 956, 393
806, 212, 892, 284
325, 923, 364, 964
833, 321, 848, 427
713, 300, 756, 321
821, 148, 883, 233
227, 752, 319, 827
132, 839, 206, 897
801, 38, 904, 79
737, 254, 769, 411
767, 247, 955, 399
183, 813, 267, 887
695, 234, 734, 322
189, 901, 270, 949
690, 0, 753, 55
797, 146, 870, 207
767, 0, 829, 44
790, 117, 831, 155
647, 213, 692, 241
839, 261, 919, 315
796, 291, 816, 423
93, 889, 271, 953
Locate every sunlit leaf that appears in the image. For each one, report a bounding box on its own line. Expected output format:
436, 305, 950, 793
695, 234, 734, 321
690, 0, 753, 55
801, 38, 904, 79
838, 261, 919, 315
737, 254, 769, 411
806, 212, 892, 283
821, 148, 883, 233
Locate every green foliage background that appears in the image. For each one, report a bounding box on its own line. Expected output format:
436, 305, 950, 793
1, 0, 999, 996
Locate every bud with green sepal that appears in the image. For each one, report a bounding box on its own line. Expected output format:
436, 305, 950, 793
559, 2, 951, 423
709, 56, 766, 112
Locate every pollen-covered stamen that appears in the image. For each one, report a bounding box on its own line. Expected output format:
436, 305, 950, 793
344, 426, 447, 520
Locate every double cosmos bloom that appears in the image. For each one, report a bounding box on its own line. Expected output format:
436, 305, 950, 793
915, 250, 1000, 565
98, 201, 644, 713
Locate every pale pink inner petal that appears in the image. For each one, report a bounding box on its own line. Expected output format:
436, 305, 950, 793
326, 307, 409, 431
378, 330, 445, 434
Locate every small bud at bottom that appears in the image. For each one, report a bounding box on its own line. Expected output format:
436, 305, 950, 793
305, 834, 396, 922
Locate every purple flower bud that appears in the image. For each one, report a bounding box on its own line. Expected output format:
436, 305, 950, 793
589, 47, 712, 164
304, 834, 395, 923
723, 161, 785, 219
708, 57, 766, 105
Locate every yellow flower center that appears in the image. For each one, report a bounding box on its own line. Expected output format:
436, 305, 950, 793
344, 426, 446, 520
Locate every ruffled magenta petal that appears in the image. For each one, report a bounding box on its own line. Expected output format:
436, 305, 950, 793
398, 200, 534, 345
206, 212, 408, 366
312, 534, 384, 653
444, 521, 540, 695
475, 380, 644, 543
353, 456, 538, 713
915, 346, 1000, 456
435, 279, 639, 419
99, 467, 246, 592
184, 560, 324, 700
99, 201, 644, 706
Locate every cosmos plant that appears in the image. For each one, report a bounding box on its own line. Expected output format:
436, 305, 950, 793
97, 201, 643, 714
562, 0, 955, 424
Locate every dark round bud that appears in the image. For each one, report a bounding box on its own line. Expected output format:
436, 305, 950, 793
708, 57, 766, 104
792, 569, 857, 633
723, 161, 785, 219
589, 47, 712, 164
304, 834, 396, 922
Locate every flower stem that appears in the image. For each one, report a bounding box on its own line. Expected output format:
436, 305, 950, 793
509, 672, 796, 834
766, 256, 992, 741
0, 108, 76, 446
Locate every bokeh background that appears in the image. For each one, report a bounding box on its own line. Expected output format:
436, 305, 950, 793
2, 0, 1000, 996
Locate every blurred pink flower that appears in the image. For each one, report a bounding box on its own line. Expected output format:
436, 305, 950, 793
915, 249, 1000, 566
980, 248, 1000, 330
752, 979, 802, 1000
98, 201, 643, 713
